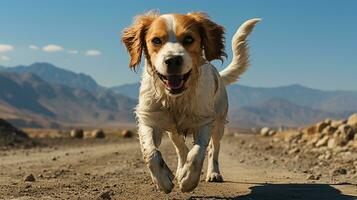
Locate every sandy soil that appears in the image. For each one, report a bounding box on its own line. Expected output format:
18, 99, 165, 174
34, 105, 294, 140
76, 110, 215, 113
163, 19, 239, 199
0, 133, 356, 200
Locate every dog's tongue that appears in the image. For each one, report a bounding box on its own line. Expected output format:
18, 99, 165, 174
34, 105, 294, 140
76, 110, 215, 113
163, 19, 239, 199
166, 75, 184, 89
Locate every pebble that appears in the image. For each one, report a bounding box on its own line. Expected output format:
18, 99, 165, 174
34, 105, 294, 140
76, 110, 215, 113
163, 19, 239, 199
332, 167, 347, 176
24, 174, 36, 182
98, 190, 114, 200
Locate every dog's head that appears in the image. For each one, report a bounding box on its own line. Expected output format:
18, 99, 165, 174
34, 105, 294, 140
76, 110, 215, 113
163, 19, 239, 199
122, 12, 226, 96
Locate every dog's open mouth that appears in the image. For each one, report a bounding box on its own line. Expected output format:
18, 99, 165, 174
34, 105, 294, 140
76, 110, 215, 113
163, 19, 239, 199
157, 70, 192, 94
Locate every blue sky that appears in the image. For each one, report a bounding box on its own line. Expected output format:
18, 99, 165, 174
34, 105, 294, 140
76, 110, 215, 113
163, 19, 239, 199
0, 0, 356, 90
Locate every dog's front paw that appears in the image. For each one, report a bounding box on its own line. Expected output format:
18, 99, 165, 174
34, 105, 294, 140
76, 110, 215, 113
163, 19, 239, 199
206, 172, 223, 182
147, 151, 174, 193
177, 159, 202, 192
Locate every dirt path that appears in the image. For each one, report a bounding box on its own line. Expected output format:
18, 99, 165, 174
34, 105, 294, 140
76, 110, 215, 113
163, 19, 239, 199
0, 135, 356, 200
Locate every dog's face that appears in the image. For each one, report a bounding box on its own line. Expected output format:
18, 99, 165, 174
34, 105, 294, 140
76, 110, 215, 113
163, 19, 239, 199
122, 12, 226, 96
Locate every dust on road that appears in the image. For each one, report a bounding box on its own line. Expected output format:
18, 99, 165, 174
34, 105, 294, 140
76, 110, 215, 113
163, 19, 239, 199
0, 134, 356, 200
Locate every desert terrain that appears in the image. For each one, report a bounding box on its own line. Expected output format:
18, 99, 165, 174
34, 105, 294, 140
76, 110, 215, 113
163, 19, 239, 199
0, 121, 356, 200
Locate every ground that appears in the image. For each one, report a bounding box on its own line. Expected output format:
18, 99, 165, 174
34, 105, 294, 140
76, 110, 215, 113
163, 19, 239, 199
0, 131, 356, 200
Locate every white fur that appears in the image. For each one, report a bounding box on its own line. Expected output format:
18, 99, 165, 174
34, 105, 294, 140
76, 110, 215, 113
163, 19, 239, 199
136, 18, 260, 193
220, 18, 261, 85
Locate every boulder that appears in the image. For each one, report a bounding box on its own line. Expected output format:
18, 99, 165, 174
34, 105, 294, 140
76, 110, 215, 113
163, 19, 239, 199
324, 118, 332, 125
315, 135, 329, 148
327, 137, 344, 149
335, 124, 355, 144
306, 125, 318, 135
347, 113, 357, 129
321, 126, 337, 135
92, 129, 105, 139
260, 127, 271, 137
70, 129, 84, 139
316, 121, 329, 133
268, 130, 276, 136
283, 130, 303, 143
121, 129, 133, 138
331, 120, 347, 128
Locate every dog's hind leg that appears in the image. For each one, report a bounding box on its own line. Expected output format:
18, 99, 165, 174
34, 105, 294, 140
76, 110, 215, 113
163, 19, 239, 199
206, 122, 224, 182
168, 131, 189, 178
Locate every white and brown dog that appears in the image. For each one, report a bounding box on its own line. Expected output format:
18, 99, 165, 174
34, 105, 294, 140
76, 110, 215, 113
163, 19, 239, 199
121, 11, 260, 193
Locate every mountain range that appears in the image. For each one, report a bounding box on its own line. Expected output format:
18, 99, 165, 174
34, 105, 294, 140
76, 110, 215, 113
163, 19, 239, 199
0, 65, 136, 128
1, 62, 356, 128
0, 62, 103, 92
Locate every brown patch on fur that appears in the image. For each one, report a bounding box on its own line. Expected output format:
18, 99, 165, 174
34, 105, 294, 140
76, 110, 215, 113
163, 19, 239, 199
174, 14, 205, 67
187, 12, 227, 62
145, 17, 169, 71
121, 11, 159, 70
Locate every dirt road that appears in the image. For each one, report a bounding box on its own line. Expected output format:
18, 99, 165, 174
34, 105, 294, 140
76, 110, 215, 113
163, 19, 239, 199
0, 134, 356, 199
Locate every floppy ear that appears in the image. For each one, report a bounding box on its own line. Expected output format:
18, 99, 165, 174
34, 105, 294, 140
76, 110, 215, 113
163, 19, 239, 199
188, 12, 227, 62
121, 12, 159, 70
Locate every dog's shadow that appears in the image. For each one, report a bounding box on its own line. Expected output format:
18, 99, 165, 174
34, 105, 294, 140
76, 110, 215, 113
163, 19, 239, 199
188, 183, 357, 200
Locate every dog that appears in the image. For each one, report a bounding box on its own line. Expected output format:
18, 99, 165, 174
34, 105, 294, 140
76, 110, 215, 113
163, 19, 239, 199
121, 11, 260, 193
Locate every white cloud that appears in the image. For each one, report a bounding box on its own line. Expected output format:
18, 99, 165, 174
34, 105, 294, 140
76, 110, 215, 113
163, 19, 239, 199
0, 55, 10, 61
68, 50, 79, 54
85, 49, 101, 56
29, 45, 39, 50
0, 44, 14, 52
42, 44, 64, 52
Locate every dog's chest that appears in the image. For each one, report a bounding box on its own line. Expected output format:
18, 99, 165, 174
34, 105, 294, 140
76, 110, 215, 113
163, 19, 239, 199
162, 91, 216, 131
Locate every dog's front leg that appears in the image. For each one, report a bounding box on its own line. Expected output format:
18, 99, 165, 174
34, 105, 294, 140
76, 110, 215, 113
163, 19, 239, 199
177, 124, 212, 192
138, 124, 174, 193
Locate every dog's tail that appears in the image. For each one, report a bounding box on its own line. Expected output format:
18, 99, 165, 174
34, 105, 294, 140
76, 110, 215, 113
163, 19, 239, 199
219, 18, 261, 86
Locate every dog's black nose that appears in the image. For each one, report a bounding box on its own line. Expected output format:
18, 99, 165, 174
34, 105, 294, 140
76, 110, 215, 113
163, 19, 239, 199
165, 56, 183, 74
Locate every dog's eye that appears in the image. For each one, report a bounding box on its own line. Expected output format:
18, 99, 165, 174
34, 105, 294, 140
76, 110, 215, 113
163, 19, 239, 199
182, 36, 194, 45
152, 37, 162, 46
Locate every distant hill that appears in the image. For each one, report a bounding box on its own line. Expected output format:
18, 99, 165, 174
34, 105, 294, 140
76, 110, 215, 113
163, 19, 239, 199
111, 83, 140, 99
227, 84, 357, 114
229, 98, 346, 128
0, 62, 103, 92
0, 72, 135, 128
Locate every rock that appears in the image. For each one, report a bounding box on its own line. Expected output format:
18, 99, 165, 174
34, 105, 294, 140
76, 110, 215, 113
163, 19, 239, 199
334, 124, 354, 145
70, 129, 84, 139
348, 140, 357, 149
92, 129, 105, 139
316, 121, 329, 133
98, 190, 113, 200
321, 126, 337, 135
260, 127, 271, 137
347, 113, 357, 129
331, 120, 347, 128
24, 174, 36, 182
315, 135, 329, 148
327, 138, 340, 149
324, 118, 332, 125
306, 125, 318, 135
307, 174, 321, 180
288, 147, 300, 155
283, 131, 303, 143
121, 130, 133, 138
268, 130, 276, 136
332, 167, 347, 176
